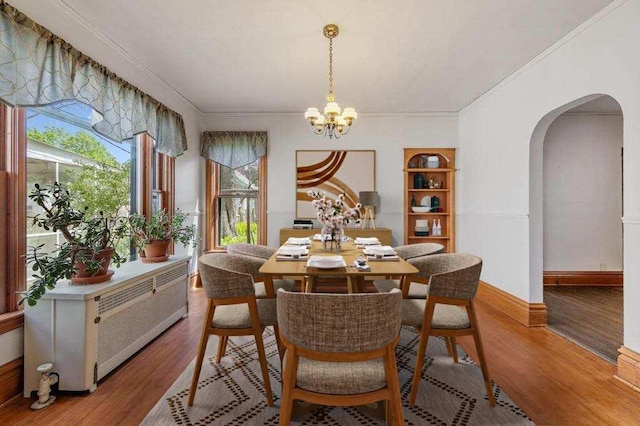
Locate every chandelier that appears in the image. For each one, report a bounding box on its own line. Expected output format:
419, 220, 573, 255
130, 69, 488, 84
304, 24, 357, 139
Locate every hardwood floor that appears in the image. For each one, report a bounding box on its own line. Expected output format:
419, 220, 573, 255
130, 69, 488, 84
0, 287, 639, 425
544, 286, 623, 362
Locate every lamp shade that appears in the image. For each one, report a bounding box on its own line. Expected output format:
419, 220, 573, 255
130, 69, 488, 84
358, 191, 380, 212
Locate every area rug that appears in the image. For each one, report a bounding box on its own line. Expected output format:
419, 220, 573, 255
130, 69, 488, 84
143, 327, 533, 425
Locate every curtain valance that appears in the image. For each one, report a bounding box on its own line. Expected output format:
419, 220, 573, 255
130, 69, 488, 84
200, 131, 267, 169
0, 1, 187, 157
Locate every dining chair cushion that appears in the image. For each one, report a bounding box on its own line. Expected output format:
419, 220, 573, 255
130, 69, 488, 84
285, 356, 387, 395
402, 299, 470, 329
373, 279, 430, 299
254, 279, 295, 298
212, 298, 277, 329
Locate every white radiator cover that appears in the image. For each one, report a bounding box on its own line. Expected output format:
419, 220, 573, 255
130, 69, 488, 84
24, 256, 190, 395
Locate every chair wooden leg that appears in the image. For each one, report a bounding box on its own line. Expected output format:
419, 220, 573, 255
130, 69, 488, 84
410, 301, 435, 407
273, 324, 284, 363
385, 345, 405, 425
216, 335, 228, 363
188, 300, 215, 406
279, 348, 298, 426
347, 276, 355, 294
467, 302, 496, 407
450, 337, 459, 364
445, 337, 453, 357
254, 329, 274, 407
384, 399, 392, 425
300, 277, 307, 293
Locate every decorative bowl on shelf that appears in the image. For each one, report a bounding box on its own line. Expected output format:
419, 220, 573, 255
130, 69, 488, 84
426, 156, 440, 168
412, 206, 431, 213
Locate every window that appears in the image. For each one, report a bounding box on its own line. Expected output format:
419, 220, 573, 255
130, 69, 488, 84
0, 102, 173, 317
206, 157, 267, 250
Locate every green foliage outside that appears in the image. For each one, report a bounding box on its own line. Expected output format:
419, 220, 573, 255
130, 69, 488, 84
27, 126, 132, 258
221, 221, 258, 246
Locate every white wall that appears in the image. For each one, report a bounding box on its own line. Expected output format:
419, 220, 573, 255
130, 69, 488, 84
543, 114, 623, 271
201, 113, 458, 247
457, 0, 640, 351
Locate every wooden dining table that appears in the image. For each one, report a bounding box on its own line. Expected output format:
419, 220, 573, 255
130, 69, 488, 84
259, 239, 419, 295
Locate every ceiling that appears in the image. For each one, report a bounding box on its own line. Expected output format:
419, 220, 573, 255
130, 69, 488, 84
57, 0, 613, 114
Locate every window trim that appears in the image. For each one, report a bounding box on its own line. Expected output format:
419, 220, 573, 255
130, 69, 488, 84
205, 157, 267, 251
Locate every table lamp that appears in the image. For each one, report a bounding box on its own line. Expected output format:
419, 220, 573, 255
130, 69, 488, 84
358, 191, 380, 229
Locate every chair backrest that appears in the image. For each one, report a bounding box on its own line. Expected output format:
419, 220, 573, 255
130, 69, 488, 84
277, 289, 402, 353
198, 253, 264, 299
394, 243, 445, 260
408, 253, 482, 300
226, 243, 276, 260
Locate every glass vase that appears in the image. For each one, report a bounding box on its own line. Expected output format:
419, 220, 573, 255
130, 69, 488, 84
321, 225, 343, 251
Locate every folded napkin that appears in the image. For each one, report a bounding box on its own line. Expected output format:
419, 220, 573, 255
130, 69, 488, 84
286, 237, 311, 245
367, 245, 396, 256
355, 237, 380, 245
277, 246, 308, 256
309, 255, 343, 263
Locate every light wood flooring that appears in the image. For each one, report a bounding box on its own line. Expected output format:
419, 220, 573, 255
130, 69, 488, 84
544, 286, 623, 363
0, 286, 639, 425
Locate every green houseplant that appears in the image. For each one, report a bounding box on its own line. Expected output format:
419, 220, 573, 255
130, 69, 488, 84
22, 182, 127, 306
128, 209, 198, 262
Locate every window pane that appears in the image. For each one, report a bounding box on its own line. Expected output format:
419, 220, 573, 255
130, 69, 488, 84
217, 196, 258, 246
220, 162, 258, 191
25, 101, 136, 283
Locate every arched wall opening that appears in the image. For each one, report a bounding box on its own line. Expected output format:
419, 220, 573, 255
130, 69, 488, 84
529, 93, 623, 362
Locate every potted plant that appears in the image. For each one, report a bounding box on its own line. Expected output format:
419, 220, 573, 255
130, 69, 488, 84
22, 183, 127, 306
128, 209, 198, 262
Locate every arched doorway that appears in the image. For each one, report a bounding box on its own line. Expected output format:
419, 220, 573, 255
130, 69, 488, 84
529, 94, 623, 363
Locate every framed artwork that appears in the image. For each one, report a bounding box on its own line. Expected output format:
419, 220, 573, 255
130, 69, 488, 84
296, 150, 375, 219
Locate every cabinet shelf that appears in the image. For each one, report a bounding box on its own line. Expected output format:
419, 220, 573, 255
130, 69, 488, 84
404, 148, 455, 252
405, 168, 455, 172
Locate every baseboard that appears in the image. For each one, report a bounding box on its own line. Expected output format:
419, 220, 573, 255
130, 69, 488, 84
543, 271, 623, 287
0, 357, 23, 407
616, 346, 640, 392
477, 281, 547, 327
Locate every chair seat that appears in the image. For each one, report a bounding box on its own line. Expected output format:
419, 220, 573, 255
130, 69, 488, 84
402, 299, 470, 329
212, 298, 277, 329
254, 279, 295, 298
373, 279, 430, 299
287, 356, 387, 395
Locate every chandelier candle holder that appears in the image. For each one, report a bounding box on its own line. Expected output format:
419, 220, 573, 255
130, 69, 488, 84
304, 24, 357, 139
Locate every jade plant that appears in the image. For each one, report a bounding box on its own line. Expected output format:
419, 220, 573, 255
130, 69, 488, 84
22, 182, 127, 306
127, 209, 199, 256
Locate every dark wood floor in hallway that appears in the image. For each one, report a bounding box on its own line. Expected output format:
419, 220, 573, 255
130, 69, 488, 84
544, 286, 623, 363
0, 286, 639, 425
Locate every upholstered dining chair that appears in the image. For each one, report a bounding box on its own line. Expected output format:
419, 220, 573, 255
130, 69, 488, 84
226, 243, 295, 297
277, 289, 405, 426
188, 253, 281, 407
401, 253, 496, 407
373, 243, 445, 298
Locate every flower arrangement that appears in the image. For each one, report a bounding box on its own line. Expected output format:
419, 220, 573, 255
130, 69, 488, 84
307, 190, 362, 236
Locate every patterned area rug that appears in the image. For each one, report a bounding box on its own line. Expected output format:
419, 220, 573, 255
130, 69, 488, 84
143, 327, 533, 425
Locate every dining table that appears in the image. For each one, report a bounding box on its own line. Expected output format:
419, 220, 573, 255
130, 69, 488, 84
258, 238, 419, 295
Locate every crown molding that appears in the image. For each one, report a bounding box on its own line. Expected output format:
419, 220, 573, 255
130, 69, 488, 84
202, 111, 458, 118
462, 0, 630, 112
53, 0, 203, 116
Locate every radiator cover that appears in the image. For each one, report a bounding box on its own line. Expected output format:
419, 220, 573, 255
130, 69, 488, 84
24, 256, 190, 395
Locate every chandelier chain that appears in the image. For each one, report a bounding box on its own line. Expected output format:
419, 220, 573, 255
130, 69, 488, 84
328, 37, 333, 95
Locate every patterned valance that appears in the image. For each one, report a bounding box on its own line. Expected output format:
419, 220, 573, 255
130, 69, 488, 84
200, 131, 267, 169
0, 1, 187, 157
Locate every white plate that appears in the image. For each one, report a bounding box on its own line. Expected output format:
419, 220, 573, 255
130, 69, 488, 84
307, 255, 346, 269
420, 196, 431, 207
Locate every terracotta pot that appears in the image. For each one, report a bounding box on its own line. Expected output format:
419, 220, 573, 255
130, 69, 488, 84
142, 239, 171, 259
72, 247, 115, 284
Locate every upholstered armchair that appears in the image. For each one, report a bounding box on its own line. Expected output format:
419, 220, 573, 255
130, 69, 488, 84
277, 289, 405, 425
226, 243, 295, 297
188, 253, 282, 407
401, 253, 495, 407
374, 243, 445, 298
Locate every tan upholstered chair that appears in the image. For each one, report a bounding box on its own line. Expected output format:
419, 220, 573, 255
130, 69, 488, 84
402, 253, 495, 407
277, 289, 405, 426
226, 243, 295, 297
188, 253, 282, 407
374, 243, 445, 298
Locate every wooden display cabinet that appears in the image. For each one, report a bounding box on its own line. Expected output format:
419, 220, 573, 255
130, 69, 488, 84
404, 148, 455, 252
